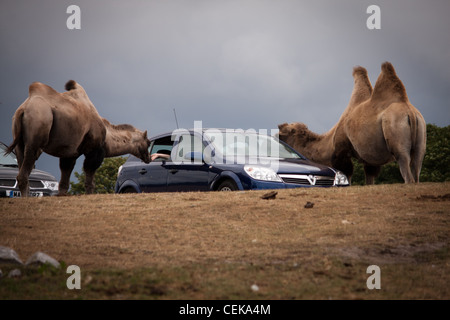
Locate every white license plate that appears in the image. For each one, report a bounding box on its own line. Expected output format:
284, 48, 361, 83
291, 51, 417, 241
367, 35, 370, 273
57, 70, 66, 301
6, 190, 43, 198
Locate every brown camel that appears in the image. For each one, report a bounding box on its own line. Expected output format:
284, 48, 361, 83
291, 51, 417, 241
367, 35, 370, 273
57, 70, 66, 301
6, 80, 151, 196
278, 62, 426, 184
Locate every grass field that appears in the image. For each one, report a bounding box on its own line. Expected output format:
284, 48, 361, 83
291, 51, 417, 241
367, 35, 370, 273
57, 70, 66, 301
0, 182, 449, 300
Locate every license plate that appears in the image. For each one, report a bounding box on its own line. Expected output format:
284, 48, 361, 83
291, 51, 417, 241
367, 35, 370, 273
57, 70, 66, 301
6, 190, 43, 198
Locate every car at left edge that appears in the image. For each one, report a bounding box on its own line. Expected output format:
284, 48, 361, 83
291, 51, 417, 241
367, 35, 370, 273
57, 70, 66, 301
0, 142, 59, 197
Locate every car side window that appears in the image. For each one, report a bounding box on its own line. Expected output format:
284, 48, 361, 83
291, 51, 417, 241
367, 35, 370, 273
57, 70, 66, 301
173, 134, 203, 163
149, 136, 174, 161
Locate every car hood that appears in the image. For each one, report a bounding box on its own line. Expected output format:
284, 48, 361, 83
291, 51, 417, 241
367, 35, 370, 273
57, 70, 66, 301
0, 166, 57, 181
216, 156, 335, 176
275, 158, 335, 175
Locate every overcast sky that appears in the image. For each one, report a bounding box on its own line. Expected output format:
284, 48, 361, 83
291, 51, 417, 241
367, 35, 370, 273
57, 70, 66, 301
1, 0, 449, 181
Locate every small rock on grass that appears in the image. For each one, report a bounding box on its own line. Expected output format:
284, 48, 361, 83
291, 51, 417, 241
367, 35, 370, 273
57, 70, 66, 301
8, 268, 22, 278
25, 252, 60, 268
304, 201, 314, 209
261, 191, 278, 200
0, 246, 23, 265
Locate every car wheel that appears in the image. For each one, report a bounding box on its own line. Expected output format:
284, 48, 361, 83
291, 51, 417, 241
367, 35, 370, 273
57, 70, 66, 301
217, 180, 238, 191
120, 187, 137, 193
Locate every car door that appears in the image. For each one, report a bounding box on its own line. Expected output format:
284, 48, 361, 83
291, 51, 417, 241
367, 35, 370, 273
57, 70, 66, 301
137, 136, 174, 192
137, 160, 169, 192
166, 132, 210, 192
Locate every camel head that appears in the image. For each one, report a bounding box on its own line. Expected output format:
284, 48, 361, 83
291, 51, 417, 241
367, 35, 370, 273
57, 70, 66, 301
277, 122, 311, 148
102, 119, 151, 163
133, 130, 151, 164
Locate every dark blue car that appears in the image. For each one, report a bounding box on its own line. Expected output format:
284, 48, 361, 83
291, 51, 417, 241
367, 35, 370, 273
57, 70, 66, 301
114, 128, 349, 193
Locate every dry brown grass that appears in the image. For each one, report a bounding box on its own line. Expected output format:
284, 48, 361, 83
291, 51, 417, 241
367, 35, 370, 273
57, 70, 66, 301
1, 182, 449, 299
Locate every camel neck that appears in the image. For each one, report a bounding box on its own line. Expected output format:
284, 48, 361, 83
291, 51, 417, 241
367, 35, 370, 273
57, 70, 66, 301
302, 128, 335, 166
305, 126, 334, 146
103, 125, 138, 158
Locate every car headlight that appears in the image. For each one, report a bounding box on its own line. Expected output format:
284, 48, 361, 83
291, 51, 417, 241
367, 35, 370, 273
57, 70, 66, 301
42, 180, 59, 191
244, 165, 282, 182
334, 171, 349, 186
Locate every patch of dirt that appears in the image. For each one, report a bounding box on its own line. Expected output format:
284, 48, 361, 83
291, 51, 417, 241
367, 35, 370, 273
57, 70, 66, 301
0, 182, 449, 270
416, 194, 450, 201
336, 242, 447, 265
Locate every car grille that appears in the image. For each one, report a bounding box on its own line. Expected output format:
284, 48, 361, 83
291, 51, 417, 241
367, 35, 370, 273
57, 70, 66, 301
0, 179, 45, 189
0, 179, 16, 187
314, 179, 335, 186
281, 177, 310, 185
279, 174, 335, 186
29, 180, 44, 189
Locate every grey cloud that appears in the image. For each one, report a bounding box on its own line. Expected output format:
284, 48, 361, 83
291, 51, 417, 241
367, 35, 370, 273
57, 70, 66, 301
1, 0, 449, 180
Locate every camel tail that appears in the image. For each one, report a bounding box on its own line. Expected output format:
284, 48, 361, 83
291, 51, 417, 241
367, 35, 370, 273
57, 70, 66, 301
408, 111, 418, 155
409, 109, 427, 182
5, 108, 24, 155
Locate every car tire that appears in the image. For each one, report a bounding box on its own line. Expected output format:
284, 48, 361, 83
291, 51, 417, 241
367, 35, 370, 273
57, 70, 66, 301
120, 187, 137, 193
217, 180, 238, 191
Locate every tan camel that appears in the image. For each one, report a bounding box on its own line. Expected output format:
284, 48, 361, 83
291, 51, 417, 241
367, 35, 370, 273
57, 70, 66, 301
6, 80, 151, 196
278, 62, 426, 184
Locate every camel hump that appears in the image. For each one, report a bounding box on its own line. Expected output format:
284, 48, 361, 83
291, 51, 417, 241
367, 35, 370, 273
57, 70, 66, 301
64, 80, 88, 97
352, 66, 368, 78
382, 61, 395, 73
372, 61, 408, 103
347, 65, 373, 106
28, 82, 58, 97
65, 80, 78, 91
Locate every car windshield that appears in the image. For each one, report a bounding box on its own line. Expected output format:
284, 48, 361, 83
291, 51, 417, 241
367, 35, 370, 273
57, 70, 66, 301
0, 145, 18, 167
204, 130, 303, 159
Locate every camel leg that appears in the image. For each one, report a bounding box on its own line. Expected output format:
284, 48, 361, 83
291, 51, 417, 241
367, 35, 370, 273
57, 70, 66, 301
364, 165, 381, 185
410, 152, 424, 183
396, 154, 415, 183
16, 146, 40, 197
331, 153, 354, 183
386, 143, 415, 183
382, 112, 415, 184
410, 116, 427, 183
58, 157, 78, 196
386, 136, 415, 183
83, 149, 105, 194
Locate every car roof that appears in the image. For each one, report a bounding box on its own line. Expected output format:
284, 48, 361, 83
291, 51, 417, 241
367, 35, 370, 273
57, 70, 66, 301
149, 128, 275, 141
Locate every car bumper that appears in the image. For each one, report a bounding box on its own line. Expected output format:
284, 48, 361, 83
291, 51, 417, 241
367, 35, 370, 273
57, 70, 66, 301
247, 180, 344, 190
0, 188, 58, 198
